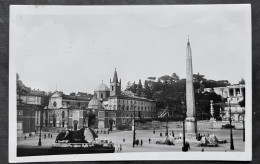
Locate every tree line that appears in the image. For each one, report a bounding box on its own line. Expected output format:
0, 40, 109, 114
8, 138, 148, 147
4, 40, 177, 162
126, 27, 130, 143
125, 72, 245, 120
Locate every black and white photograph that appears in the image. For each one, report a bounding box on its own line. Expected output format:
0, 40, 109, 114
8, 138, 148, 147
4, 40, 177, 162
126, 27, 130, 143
9, 4, 252, 162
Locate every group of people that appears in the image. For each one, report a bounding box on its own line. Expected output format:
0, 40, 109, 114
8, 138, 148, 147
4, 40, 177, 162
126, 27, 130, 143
43, 133, 52, 139
196, 133, 209, 141
133, 139, 143, 146
95, 129, 109, 134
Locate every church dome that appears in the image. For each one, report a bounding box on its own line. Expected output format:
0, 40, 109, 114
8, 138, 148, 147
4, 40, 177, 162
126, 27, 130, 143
94, 82, 110, 92
88, 93, 102, 109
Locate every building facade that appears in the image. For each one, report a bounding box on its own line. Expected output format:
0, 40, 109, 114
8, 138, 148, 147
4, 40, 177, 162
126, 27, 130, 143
43, 91, 92, 132
93, 69, 157, 130
17, 89, 46, 137
204, 84, 245, 127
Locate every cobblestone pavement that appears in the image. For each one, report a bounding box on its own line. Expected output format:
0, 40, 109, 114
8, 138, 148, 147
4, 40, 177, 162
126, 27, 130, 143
17, 127, 245, 153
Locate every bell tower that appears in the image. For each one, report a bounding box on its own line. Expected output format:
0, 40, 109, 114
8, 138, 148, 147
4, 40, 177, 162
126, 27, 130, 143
110, 68, 121, 96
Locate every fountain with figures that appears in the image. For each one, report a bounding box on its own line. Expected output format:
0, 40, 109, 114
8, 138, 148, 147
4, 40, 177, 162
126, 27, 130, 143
52, 113, 115, 153
17, 113, 115, 156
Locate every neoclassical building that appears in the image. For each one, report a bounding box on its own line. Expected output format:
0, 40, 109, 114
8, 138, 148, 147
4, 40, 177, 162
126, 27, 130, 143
90, 69, 157, 130
42, 69, 157, 131
204, 84, 245, 125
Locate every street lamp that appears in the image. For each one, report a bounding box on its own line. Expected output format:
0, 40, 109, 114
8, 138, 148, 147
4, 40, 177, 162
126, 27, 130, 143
166, 105, 169, 136
132, 103, 136, 148
242, 107, 245, 142
181, 101, 187, 152
38, 108, 43, 146
228, 99, 235, 150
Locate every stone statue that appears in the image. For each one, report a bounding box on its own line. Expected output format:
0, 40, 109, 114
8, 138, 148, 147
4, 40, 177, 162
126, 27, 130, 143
55, 114, 98, 143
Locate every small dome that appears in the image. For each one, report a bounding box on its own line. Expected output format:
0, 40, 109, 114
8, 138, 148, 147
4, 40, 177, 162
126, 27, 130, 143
88, 93, 102, 109
94, 82, 110, 92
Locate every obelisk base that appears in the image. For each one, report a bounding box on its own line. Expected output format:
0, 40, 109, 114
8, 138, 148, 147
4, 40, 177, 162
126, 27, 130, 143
176, 116, 201, 147
186, 117, 197, 135
174, 139, 201, 147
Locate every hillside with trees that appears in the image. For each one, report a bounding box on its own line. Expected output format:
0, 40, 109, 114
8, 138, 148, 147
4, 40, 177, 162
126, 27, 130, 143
125, 72, 239, 121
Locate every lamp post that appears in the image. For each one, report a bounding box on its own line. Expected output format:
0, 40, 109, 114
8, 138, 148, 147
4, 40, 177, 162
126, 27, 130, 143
132, 103, 136, 148
166, 105, 169, 136
38, 108, 43, 146
242, 107, 245, 142
228, 99, 235, 150
181, 101, 187, 152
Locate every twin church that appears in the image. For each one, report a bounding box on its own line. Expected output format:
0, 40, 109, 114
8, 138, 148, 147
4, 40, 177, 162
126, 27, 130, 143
44, 69, 156, 132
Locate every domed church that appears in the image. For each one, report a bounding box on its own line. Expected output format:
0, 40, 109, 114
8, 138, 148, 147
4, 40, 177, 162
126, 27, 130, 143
88, 68, 157, 131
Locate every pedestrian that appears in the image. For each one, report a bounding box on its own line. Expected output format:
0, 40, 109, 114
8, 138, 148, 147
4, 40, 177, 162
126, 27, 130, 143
185, 141, 190, 149
48, 133, 50, 138
117, 145, 120, 152
136, 139, 139, 146
44, 134, 46, 139
108, 131, 109, 134
101, 130, 102, 133
120, 144, 122, 151
202, 148, 204, 152
51, 134, 52, 138
140, 139, 143, 146
148, 138, 151, 144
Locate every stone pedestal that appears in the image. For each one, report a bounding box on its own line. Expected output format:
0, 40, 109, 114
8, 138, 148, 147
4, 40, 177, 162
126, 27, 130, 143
186, 117, 197, 134
174, 138, 201, 147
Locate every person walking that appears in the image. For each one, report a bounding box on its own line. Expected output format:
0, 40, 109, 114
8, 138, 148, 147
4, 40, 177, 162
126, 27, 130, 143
140, 139, 143, 146
120, 144, 122, 151
148, 138, 151, 144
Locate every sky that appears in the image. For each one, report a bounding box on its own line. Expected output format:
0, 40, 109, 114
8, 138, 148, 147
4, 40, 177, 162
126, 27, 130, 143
11, 5, 251, 94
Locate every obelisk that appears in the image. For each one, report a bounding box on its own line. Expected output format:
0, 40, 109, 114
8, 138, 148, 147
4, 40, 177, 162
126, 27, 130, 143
186, 38, 197, 138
